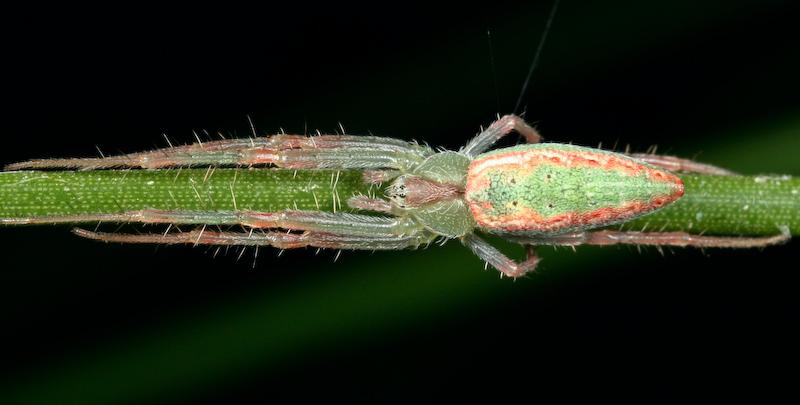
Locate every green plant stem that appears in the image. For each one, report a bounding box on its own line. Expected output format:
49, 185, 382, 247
622, 174, 798, 236
0, 169, 371, 223
0, 169, 797, 236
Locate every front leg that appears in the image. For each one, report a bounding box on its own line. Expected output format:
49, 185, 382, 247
461, 233, 540, 278
6, 135, 433, 172
40, 209, 421, 237
71, 209, 434, 250
73, 228, 434, 251
461, 114, 542, 158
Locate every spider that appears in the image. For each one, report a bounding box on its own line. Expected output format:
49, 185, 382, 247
7, 114, 790, 278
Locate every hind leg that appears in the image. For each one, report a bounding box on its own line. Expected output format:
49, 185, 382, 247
628, 153, 735, 175
522, 227, 791, 248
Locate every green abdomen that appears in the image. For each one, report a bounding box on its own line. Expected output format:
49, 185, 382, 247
465, 144, 684, 235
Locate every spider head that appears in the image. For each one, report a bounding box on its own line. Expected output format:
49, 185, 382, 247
387, 175, 463, 210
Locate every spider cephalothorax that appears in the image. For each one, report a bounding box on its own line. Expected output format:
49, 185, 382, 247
5, 115, 789, 278
386, 174, 463, 209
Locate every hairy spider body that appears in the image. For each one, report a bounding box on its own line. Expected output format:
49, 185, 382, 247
6, 115, 790, 278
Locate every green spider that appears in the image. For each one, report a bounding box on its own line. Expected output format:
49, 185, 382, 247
6, 115, 789, 278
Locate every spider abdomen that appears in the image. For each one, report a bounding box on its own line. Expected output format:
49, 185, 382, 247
465, 143, 684, 236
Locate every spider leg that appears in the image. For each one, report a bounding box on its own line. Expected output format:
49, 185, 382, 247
3, 203, 406, 225
461, 233, 540, 278
232, 210, 421, 236
24, 209, 419, 236
71, 209, 432, 250
6, 135, 433, 171
520, 226, 791, 248
461, 114, 541, 158
72, 228, 433, 251
628, 153, 736, 175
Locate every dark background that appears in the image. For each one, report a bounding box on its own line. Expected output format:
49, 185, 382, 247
1, 0, 798, 401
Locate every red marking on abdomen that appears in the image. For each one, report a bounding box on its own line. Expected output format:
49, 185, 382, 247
470, 199, 682, 234
465, 147, 685, 234
469, 147, 672, 180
